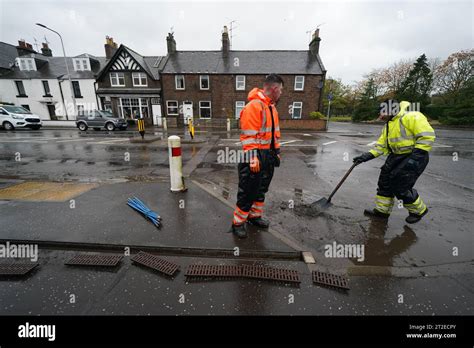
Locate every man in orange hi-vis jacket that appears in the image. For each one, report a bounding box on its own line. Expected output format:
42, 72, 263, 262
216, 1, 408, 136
230, 74, 283, 238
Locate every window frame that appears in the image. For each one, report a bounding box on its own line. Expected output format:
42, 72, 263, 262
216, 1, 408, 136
132, 72, 148, 87
175, 75, 185, 90
294, 76, 305, 91
200, 75, 210, 90
110, 72, 125, 87
15, 80, 27, 97
291, 101, 303, 119
72, 81, 82, 98
166, 100, 179, 116
199, 101, 212, 119
73, 58, 91, 71
235, 101, 245, 119
236, 75, 246, 90
17, 58, 36, 71
42, 80, 51, 97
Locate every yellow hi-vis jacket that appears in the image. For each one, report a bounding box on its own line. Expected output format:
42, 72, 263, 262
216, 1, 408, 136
369, 101, 436, 158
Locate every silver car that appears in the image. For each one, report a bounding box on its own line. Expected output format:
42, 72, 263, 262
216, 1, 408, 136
76, 110, 127, 131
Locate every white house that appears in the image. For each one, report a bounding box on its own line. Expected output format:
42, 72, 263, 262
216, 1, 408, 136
0, 40, 107, 120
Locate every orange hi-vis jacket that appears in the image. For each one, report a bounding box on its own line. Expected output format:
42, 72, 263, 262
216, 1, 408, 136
239, 88, 280, 152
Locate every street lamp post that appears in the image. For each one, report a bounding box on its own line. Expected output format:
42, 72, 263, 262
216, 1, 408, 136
36, 23, 77, 120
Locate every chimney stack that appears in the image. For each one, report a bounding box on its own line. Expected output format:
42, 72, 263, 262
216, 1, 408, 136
104, 36, 118, 59
166, 32, 176, 54
16, 39, 36, 56
221, 26, 230, 56
309, 28, 321, 57
41, 42, 52, 57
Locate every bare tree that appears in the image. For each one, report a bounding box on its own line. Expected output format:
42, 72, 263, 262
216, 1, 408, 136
434, 49, 473, 95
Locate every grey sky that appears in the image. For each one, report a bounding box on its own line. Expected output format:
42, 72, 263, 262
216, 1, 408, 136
0, 0, 472, 84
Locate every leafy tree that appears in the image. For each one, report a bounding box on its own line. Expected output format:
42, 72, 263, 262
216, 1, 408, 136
352, 77, 379, 121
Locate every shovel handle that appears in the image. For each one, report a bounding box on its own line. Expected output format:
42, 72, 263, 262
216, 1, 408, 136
327, 162, 359, 202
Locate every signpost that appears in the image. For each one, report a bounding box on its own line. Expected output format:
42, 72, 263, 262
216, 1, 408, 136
326, 93, 333, 131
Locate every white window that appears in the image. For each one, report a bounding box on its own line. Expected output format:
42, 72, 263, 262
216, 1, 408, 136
167, 100, 179, 115
199, 101, 211, 119
17, 58, 36, 71
291, 102, 303, 119
236, 75, 245, 90
110, 72, 125, 87
294, 76, 305, 91
175, 75, 185, 90
77, 104, 85, 116
235, 101, 245, 119
73, 58, 90, 71
132, 72, 147, 87
200, 75, 209, 90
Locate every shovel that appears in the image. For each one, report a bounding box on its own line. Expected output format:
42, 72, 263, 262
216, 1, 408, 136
311, 162, 359, 210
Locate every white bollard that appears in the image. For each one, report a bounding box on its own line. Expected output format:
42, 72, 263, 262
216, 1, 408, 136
163, 117, 167, 131
226, 118, 231, 132
168, 135, 185, 192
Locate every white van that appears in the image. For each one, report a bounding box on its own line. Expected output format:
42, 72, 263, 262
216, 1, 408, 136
0, 105, 42, 130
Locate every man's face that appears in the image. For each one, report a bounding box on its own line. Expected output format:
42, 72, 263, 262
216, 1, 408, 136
265, 83, 283, 103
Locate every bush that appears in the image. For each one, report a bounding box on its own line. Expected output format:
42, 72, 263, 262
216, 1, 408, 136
309, 111, 325, 120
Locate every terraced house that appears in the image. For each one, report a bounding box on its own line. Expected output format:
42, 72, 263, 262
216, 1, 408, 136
0, 39, 106, 120
159, 27, 326, 127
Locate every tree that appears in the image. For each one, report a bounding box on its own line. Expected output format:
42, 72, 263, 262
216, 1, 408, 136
352, 77, 379, 121
396, 53, 433, 110
433, 49, 473, 100
322, 77, 352, 116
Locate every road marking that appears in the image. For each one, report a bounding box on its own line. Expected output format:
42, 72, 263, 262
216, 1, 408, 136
366, 141, 377, 146
322, 141, 337, 146
220, 139, 240, 141
303, 133, 312, 137
0, 140, 48, 144
56, 138, 94, 143
432, 143, 453, 148
87, 138, 130, 145
279, 140, 302, 146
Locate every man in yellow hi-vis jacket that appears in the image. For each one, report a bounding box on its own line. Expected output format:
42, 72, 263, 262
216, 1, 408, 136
353, 99, 436, 224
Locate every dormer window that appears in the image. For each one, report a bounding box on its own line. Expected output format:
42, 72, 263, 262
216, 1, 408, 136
17, 58, 36, 71
73, 58, 91, 71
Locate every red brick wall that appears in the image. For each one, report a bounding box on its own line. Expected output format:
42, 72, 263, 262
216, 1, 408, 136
161, 74, 324, 121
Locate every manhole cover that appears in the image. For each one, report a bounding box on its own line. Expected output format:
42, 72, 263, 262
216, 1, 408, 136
185, 264, 242, 279
0, 262, 39, 276
131, 251, 179, 276
312, 271, 349, 290
65, 254, 123, 267
242, 265, 301, 283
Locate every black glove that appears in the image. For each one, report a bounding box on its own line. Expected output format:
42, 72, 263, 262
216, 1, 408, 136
353, 152, 375, 164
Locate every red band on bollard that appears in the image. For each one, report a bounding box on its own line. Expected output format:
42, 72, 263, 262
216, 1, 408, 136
171, 147, 181, 157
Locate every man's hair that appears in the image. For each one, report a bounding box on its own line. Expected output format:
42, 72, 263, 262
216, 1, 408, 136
264, 74, 284, 86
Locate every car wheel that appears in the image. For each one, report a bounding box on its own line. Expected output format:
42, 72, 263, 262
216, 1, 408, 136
3, 121, 14, 131
106, 122, 115, 131
78, 123, 88, 131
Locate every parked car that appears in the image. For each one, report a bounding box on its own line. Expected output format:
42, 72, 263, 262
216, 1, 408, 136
76, 110, 127, 131
0, 105, 42, 130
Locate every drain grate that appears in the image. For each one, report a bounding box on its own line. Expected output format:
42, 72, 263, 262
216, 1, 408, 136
65, 254, 123, 267
185, 264, 242, 279
185, 264, 300, 284
242, 265, 300, 283
131, 251, 179, 276
312, 271, 349, 290
0, 263, 39, 276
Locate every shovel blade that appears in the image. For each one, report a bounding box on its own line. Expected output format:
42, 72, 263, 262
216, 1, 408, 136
310, 197, 332, 210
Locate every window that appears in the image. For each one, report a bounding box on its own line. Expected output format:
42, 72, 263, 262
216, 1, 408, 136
110, 72, 125, 87
236, 75, 245, 90
77, 105, 85, 116
73, 58, 90, 71
17, 58, 36, 71
132, 72, 147, 87
199, 101, 211, 119
291, 102, 303, 119
166, 100, 179, 115
175, 75, 185, 90
235, 101, 245, 119
294, 76, 305, 91
72, 81, 82, 98
21, 105, 30, 111
200, 75, 209, 90
15, 81, 27, 96
42, 81, 51, 96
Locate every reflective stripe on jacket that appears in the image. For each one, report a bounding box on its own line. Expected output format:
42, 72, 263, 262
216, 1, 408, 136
240, 88, 280, 152
369, 101, 436, 157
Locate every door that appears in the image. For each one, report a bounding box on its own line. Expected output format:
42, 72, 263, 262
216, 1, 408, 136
182, 101, 193, 125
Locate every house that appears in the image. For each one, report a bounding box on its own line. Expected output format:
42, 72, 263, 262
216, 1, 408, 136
95, 37, 165, 125
0, 40, 106, 120
159, 27, 326, 126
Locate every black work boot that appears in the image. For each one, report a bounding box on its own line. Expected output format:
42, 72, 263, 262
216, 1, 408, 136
229, 224, 248, 238
363, 209, 390, 219
405, 208, 428, 224
247, 216, 270, 229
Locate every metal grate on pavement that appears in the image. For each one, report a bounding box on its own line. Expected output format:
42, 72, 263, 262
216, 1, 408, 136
312, 271, 349, 290
65, 254, 123, 267
0, 262, 39, 276
185, 264, 242, 279
131, 251, 179, 276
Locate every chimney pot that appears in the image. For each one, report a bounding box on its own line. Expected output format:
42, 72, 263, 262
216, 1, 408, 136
309, 28, 321, 56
